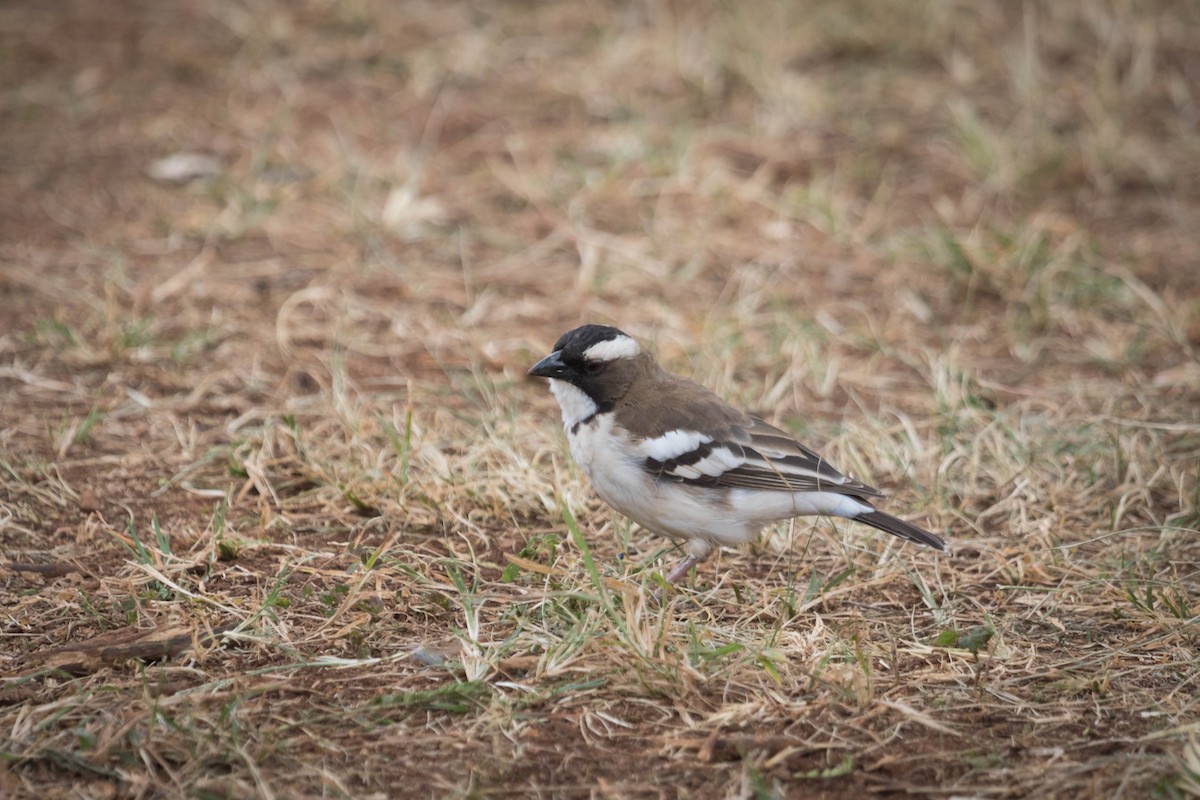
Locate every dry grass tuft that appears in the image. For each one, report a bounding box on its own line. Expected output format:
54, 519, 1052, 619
2, 1, 1198, 797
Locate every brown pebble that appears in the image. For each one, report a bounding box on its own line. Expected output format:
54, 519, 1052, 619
78, 490, 102, 513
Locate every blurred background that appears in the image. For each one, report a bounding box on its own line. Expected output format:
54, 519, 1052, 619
6, 1, 1197, 394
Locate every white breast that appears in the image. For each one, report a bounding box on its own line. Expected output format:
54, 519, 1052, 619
547, 380, 658, 528
564, 412, 764, 550
565, 413, 651, 520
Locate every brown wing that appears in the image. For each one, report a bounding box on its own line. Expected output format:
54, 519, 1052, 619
698, 415, 882, 498
627, 374, 882, 499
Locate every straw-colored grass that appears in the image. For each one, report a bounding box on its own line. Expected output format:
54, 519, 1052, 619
2, 1, 1198, 797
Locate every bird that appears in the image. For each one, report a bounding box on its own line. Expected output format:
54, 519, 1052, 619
528, 324, 946, 590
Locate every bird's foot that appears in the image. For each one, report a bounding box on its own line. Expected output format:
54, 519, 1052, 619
650, 554, 702, 604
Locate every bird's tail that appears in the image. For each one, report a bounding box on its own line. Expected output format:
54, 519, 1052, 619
856, 510, 947, 552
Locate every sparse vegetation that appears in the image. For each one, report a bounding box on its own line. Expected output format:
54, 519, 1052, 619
2, 1, 1198, 797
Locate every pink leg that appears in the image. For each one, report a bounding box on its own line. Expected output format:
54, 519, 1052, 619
664, 554, 702, 585
652, 552, 705, 603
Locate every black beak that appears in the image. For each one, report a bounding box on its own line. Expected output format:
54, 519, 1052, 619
528, 350, 567, 379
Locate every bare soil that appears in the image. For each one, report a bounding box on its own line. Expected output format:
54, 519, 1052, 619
3, 2, 1198, 798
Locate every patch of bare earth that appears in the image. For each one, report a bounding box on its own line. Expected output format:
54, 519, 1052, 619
2, 1, 1198, 798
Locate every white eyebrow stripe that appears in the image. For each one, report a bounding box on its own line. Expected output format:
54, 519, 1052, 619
639, 429, 713, 462
582, 335, 641, 362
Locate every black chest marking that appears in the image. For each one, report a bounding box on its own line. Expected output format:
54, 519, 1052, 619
570, 402, 613, 435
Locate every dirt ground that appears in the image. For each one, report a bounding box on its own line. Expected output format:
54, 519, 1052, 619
2, 1, 1199, 798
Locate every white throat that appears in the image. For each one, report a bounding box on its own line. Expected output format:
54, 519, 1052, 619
548, 379, 599, 428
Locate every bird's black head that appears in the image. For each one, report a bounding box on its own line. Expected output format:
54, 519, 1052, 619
529, 325, 644, 410
552, 325, 629, 357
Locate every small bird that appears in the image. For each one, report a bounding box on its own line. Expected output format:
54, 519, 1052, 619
529, 324, 946, 589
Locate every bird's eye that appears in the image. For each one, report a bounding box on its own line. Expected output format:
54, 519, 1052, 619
584, 361, 604, 375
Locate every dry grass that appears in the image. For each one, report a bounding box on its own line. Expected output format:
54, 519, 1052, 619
2, 1, 1199, 797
